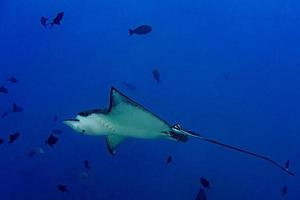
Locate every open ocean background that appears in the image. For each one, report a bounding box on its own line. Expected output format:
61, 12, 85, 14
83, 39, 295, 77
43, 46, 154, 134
0, 0, 299, 199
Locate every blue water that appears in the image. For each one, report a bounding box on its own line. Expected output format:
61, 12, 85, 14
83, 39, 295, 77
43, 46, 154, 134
0, 0, 299, 199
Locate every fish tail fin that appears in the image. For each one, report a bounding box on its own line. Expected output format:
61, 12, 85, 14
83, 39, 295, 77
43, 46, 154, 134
129, 29, 134, 36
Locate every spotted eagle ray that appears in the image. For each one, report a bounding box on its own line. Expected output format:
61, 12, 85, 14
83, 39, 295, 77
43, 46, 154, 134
64, 87, 294, 176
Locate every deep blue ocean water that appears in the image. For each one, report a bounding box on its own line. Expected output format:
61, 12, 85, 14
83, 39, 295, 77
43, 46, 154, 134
0, 0, 299, 199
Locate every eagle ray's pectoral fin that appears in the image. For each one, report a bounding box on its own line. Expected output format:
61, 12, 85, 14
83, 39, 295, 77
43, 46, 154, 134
105, 135, 127, 155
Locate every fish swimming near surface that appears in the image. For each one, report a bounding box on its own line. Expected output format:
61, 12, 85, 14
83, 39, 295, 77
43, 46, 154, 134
195, 188, 207, 200
129, 25, 152, 36
12, 102, 23, 112
200, 177, 210, 189
57, 184, 68, 192
0, 86, 8, 94
63, 87, 294, 176
7, 76, 18, 83
40, 16, 48, 27
8, 132, 20, 143
50, 12, 64, 26
46, 134, 58, 147
152, 70, 161, 83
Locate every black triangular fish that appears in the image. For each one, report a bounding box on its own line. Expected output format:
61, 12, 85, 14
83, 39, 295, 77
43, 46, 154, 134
46, 134, 58, 147
50, 12, 64, 26
200, 177, 210, 190
9, 132, 20, 143
7, 76, 18, 83
166, 155, 172, 164
57, 184, 68, 192
0, 86, 8, 94
152, 70, 160, 83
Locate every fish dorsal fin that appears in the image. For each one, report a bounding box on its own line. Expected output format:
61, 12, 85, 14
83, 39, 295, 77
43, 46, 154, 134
105, 135, 126, 155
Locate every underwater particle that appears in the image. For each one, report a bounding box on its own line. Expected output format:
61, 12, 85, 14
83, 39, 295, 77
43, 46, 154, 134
8, 132, 20, 143
12, 102, 23, 112
122, 82, 136, 91
1, 112, 8, 118
84, 160, 90, 169
52, 129, 62, 135
40, 16, 48, 27
57, 184, 68, 192
166, 155, 172, 164
200, 177, 210, 190
195, 188, 207, 200
129, 25, 152, 36
152, 69, 161, 83
46, 134, 58, 147
53, 115, 58, 122
50, 12, 64, 26
281, 186, 288, 196
0, 86, 8, 94
7, 76, 18, 83
0, 138, 4, 144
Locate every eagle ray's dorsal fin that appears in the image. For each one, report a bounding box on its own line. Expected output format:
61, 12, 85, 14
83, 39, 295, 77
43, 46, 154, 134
109, 87, 138, 110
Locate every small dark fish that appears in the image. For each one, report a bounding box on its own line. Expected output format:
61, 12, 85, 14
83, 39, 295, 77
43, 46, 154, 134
12, 102, 23, 112
0, 86, 8, 94
84, 160, 90, 169
129, 25, 152, 36
57, 184, 68, 192
0, 138, 4, 144
166, 155, 172, 164
122, 82, 136, 91
200, 177, 210, 189
9, 132, 20, 143
281, 186, 288, 196
152, 69, 161, 83
195, 188, 207, 200
53, 115, 58, 122
52, 129, 62, 135
51, 12, 64, 26
1, 112, 8, 118
285, 160, 290, 169
46, 134, 58, 147
40, 16, 48, 27
7, 76, 18, 83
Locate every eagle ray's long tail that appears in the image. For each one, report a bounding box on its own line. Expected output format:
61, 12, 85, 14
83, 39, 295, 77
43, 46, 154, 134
184, 130, 294, 176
